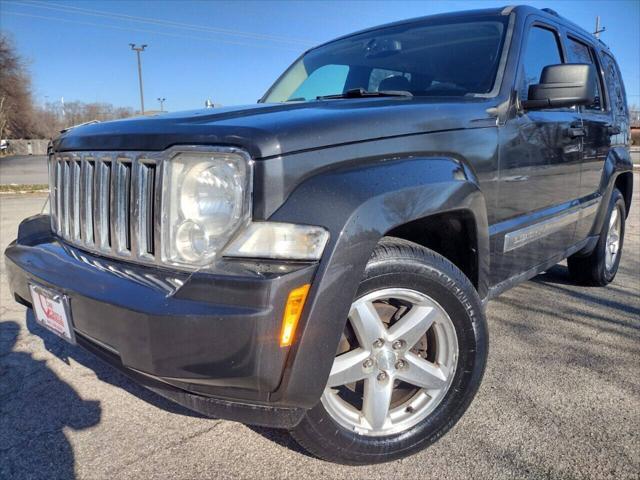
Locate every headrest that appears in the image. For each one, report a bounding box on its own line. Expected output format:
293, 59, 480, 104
378, 75, 410, 92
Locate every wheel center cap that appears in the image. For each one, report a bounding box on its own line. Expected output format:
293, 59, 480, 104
376, 349, 397, 371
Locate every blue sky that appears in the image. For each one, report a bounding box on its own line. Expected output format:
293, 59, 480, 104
1, 0, 639, 111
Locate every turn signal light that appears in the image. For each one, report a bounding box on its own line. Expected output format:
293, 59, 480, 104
280, 284, 310, 347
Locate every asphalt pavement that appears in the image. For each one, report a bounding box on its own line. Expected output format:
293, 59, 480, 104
0, 176, 638, 479
0, 155, 48, 185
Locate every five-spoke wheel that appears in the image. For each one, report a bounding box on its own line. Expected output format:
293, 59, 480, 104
322, 288, 458, 436
605, 204, 622, 272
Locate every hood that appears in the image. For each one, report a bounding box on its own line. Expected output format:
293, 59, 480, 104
54, 98, 497, 159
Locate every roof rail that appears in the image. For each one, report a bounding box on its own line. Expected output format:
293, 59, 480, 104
541, 8, 560, 17
501, 5, 516, 15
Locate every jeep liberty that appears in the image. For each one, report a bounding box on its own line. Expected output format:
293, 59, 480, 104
5, 5, 632, 464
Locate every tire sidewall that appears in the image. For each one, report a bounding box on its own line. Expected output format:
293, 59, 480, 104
599, 190, 626, 283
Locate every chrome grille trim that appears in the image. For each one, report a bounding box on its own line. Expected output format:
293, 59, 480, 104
133, 161, 155, 259
62, 160, 71, 238
70, 160, 81, 241
50, 151, 159, 266
80, 159, 94, 244
94, 158, 111, 252
111, 159, 131, 255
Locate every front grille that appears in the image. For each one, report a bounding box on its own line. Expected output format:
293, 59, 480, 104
49, 152, 159, 264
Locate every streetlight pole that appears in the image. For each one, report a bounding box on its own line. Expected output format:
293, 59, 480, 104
157, 97, 166, 112
594, 16, 605, 39
129, 44, 147, 114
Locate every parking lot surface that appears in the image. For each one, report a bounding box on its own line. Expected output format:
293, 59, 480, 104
0, 156, 48, 185
1, 174, 639, 479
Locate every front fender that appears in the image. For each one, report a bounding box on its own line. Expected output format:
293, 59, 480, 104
268, 156, 489, 407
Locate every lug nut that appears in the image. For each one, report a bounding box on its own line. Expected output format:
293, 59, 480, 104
373, 338, 384, 348
377, 371, 388, 382
395, 360, 406, 369
392, 340, 405, 350
363, 358, 374, 369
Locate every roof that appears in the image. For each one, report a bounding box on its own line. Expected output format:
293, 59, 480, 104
309, 5, 610, 54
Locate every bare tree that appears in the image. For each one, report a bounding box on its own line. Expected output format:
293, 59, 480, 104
31, 101, 136, 138
1, 34, 137, 140
0, 95, 7, 141
0, 34, 36, 139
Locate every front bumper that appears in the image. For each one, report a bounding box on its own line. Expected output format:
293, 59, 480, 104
5, 215, 317, 428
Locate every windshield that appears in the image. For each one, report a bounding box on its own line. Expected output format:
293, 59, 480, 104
263, 16, 508, 102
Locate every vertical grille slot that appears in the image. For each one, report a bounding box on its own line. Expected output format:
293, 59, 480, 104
55, 159, 63, 233
62, 160, 71, 238
94, 159, 112, 251
146, 165, 156, 255
70, 160, 81, 240
48, 156, 58, 229
80, 159, 95, 244
136, 162, 156, 256
111, 160, 132, 254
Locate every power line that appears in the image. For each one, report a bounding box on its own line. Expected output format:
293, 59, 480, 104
12, 0, 317, 46
1, 11, 304, 51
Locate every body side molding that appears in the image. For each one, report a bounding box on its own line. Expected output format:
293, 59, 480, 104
503, 199, 600, 252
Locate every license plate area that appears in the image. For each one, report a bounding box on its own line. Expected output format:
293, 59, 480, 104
29, 284, 76, 344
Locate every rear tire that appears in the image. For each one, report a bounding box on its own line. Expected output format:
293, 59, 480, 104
290, 237, 488, 465
568, 189, 626, 286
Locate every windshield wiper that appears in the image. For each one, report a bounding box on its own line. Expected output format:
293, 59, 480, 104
317, 88, 413, 100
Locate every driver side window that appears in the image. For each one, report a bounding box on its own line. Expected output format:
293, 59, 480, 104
519, 26, 563, 100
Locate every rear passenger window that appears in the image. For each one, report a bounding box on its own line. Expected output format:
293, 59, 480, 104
565, 37, 604, 111
600, 52, 627, 118
519, 26, 563, 101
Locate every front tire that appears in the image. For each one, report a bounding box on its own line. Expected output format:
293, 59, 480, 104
290, 237, 488, 464
568, 188, 626, 286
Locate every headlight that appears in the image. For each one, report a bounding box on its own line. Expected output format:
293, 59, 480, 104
161, 150, 251, 268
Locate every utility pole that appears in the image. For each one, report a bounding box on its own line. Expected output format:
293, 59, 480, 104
594, 16, 605, 38
129, 44, 147, 114
157, 97, 166, 112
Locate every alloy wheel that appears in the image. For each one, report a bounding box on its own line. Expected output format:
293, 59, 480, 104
605, 205, 622, 272
321, 288, 459, 436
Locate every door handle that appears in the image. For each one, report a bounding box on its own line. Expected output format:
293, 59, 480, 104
605, 124, 621, 135
566, 127, 586, 138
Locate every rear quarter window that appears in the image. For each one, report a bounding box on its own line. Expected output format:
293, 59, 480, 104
599, 52, 628, 118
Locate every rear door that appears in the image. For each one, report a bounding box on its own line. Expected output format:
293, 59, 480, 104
563, 35, 620, 242
564, 35, 612, 200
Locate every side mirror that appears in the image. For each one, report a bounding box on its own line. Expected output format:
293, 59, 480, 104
522, 63, 595, 110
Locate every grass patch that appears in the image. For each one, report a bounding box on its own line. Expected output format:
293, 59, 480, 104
0, 184, 49, 194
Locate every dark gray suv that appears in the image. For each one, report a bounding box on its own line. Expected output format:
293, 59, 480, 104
6, 5, 632, 464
